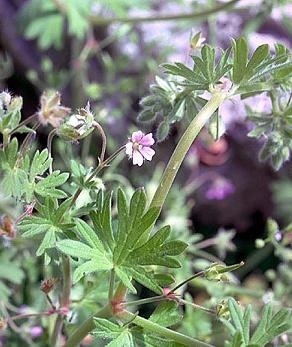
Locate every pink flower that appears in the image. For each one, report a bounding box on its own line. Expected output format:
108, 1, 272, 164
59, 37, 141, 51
126, 131, 155, 166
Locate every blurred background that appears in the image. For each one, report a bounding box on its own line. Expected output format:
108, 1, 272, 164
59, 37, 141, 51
0, 0, 291, 345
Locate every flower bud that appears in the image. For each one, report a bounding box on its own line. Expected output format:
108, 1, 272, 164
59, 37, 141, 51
255, 238, 265, 248
57, 103, 95, 141
190, 32, 206, 49
216, 300, 230, 319
0, 215, 16, 238
0, 319, 7, 331
40, 278, 56, 294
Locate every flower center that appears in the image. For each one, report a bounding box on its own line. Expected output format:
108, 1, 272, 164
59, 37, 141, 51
133, 142, 140, 150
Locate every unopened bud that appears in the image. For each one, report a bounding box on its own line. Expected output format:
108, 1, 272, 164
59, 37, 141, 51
190, 32, 206, 49
255, 238, 265, 248
0, 215, 16, 238
216, 300, 230, 319
0, 319, 7, 330
40, 278, 56, 294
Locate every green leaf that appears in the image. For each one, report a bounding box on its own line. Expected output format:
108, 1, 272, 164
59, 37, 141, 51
29, 149, 51, 180
75, 219, 105, 252
228, 298, 250, 345
250, 305, 291, 346
36, 227, 56, 256
35, 171, 69, 198
156, 121, 170, 142
93, 318, 124, 339
245, 44, 269, 80
115, 267, 137, 293
56, 239, 98, 259
106, 331, 134, 347
232, 38, 248, 84
138, 109, 157, 123
25, 14, 63, 50
201, 45, 216, 82
149, 301, 182, 327
73, 259, 111, 283
208, 112, 225, 141
124, 266, 163, 294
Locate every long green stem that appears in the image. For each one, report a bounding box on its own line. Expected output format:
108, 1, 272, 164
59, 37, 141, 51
120, 310, 214, 347
51, 256, 71, 346
150, 91, 227, 210
89, 0, 240, 25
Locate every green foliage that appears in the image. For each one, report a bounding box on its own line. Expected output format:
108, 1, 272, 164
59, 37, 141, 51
221, 298, 291, 347
139, 37, 292, 169
20, 0, 93, 50
93, 302, 183, 346
56, 188, 187, 294
19, 198, 74, 262
0, 143, 69, 201
0, 250, 25, 302
247, 91, 292, 170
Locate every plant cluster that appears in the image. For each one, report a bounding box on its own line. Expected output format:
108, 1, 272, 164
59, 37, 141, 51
0, 28, 292, 347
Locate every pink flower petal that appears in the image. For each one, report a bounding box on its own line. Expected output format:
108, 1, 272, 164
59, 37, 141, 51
140, 147, 155, 161
125, 142, 133, 156
132, 150, 144, 166
140, 133, 155, 146
131, 131, 144, 143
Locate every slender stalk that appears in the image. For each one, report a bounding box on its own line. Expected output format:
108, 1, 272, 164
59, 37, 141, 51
178, 298, 216, 315
89, 0, 240, 25
68, 145, 125, 210
10, 312, 50, 320
9, 113, 37, 135
120, 310, 214, 347
108, 269, 115, 301
47, 129, 57, 174
16, 122, 40, 166
171, 269, 207, 292
124, 295, 165, 307
51, 256, 71, 347
150, 92, 227, 210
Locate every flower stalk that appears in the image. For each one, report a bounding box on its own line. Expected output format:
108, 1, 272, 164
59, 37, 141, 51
119, 310, 214, 347
150, 91, 228, 210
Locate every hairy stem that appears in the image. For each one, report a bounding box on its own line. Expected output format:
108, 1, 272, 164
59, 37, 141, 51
51, 256, 71, 346
150, 91, 227, 210
120, 310, 214, 347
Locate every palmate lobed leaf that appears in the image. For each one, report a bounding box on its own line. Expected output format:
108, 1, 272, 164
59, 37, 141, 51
223, 298, 291, 347
54, 188, 187, 293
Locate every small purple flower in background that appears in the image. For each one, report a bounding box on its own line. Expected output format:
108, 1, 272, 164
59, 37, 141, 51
29, 326, 43, 339
126, 131, 155, 166
206, 178, 235, 200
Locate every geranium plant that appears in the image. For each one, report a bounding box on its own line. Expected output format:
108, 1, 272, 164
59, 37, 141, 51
0, 36, 291, 347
